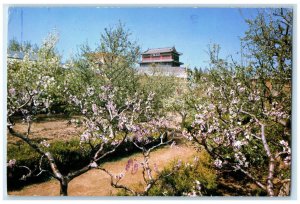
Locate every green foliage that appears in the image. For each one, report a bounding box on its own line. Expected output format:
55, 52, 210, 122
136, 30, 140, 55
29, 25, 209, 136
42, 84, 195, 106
64, 22, 143, 114
7, 139, 90, 190
148, 151, 217, 196
8, 38, 38, 52
139, 74, 179, 115
116, 189, 131, 196
7, 139, 91, 173
7, 32, 68, 115
7, 142, 41, 168
243, 8, 292, 78
7, 130, 165, 190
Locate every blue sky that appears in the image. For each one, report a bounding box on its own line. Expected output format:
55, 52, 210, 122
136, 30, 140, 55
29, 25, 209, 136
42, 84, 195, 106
7, 7, 258, 68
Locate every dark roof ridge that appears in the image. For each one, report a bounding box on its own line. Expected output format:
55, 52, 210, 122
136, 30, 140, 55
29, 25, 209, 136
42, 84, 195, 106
142, 47, 182, 55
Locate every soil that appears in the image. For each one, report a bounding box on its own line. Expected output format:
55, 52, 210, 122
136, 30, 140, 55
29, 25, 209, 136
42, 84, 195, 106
7, 115, 264, 197
7, 116, 84, 144
8, 144, 197, 196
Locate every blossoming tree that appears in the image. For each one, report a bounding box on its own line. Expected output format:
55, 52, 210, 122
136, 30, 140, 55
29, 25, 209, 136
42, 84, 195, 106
99, 116, 175, 196
184, 9, 292, 196
7, 25, 163, 196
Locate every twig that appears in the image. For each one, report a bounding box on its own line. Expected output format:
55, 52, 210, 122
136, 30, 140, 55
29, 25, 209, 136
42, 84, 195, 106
95, 133, 128, 162
18, 165, 32, 180
99, 167, 137, 196
240, 109, 275, 196
236, 165, 266, 190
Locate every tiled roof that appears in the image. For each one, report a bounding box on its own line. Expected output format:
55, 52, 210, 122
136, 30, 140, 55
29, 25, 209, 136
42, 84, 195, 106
142, 47, 182, 55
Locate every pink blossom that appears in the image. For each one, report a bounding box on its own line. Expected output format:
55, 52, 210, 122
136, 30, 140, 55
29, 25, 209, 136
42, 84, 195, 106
115, 172, 125, 180
239, 87, 246, 93
176, 160, 182, 168
182, 130, 193, 141
92, 104, 98, 114
131, 162, 139, 174
213, 137, 223, 145
9, 88, 16, 96
40, 140, 50, 148
170, 141, 176, 148
233, 140, 242, 149
125, 159, 133, 171
90, 161, 98, 168
7, 159, 16, 168
214, 159, 223, 168
87, 87, 94, 96
208, 103, 215, 110
82, 109, 87, 114
80, 131, 90, 142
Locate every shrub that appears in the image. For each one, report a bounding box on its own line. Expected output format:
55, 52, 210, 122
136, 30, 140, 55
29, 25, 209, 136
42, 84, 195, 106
148, 150, 217, 196
7, 132, 167, 190
7, 139, 91, 190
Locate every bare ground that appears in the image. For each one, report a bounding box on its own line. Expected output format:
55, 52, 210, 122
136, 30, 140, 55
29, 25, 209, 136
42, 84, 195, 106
8, 144, 197, 196
7, 114, 198, 196
7, 117, 84, 143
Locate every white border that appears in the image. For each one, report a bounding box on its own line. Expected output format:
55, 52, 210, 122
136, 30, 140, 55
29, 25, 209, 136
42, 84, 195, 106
1, 0, 299, 203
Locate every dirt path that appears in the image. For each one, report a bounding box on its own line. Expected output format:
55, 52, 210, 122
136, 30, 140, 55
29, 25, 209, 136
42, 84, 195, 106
8, 144, 197, 196
7, 118, 83, 143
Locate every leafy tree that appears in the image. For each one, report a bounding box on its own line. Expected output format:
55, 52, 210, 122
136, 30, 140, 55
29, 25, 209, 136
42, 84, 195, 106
8, 38, 38, 53
64, 22, 142, 113
139, 73, 179, 116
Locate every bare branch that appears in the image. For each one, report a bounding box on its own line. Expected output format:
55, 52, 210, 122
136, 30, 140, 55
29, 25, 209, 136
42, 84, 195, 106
26, 121, 32, 138
99, 167, 137, 196
36, 155, 52, 177
236, 165, 266, 190
147, 132, 172, 154
18, 165, 32, 181
95, 133, 128, 162
9, 93, 35, 117
45, 152, 64, 181
67, 133, 128, 181
93, 143, 105, 161
240, 109, 275, 196
132, 141, 144, 151
66, 163, 92, 181
7, 126, 44, 155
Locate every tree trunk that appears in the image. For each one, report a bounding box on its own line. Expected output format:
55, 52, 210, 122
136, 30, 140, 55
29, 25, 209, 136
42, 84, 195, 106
266, 158, 275, 196
180, 112, 187, 129
59, 178, 68, 196
260, 124, 275, 196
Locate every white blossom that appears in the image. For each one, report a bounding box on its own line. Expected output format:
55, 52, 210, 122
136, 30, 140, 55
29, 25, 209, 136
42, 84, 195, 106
7, 159, 16, 168
92, 103, 98, 114
9, 88, 16, 96
233, 140, 242, 149
213, 137, 223, 145
214, 159, 223, 168
90, 161, 98, 168
80, 131, 90, 142
238, 87, 246, 93
40, 140, 50, 148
